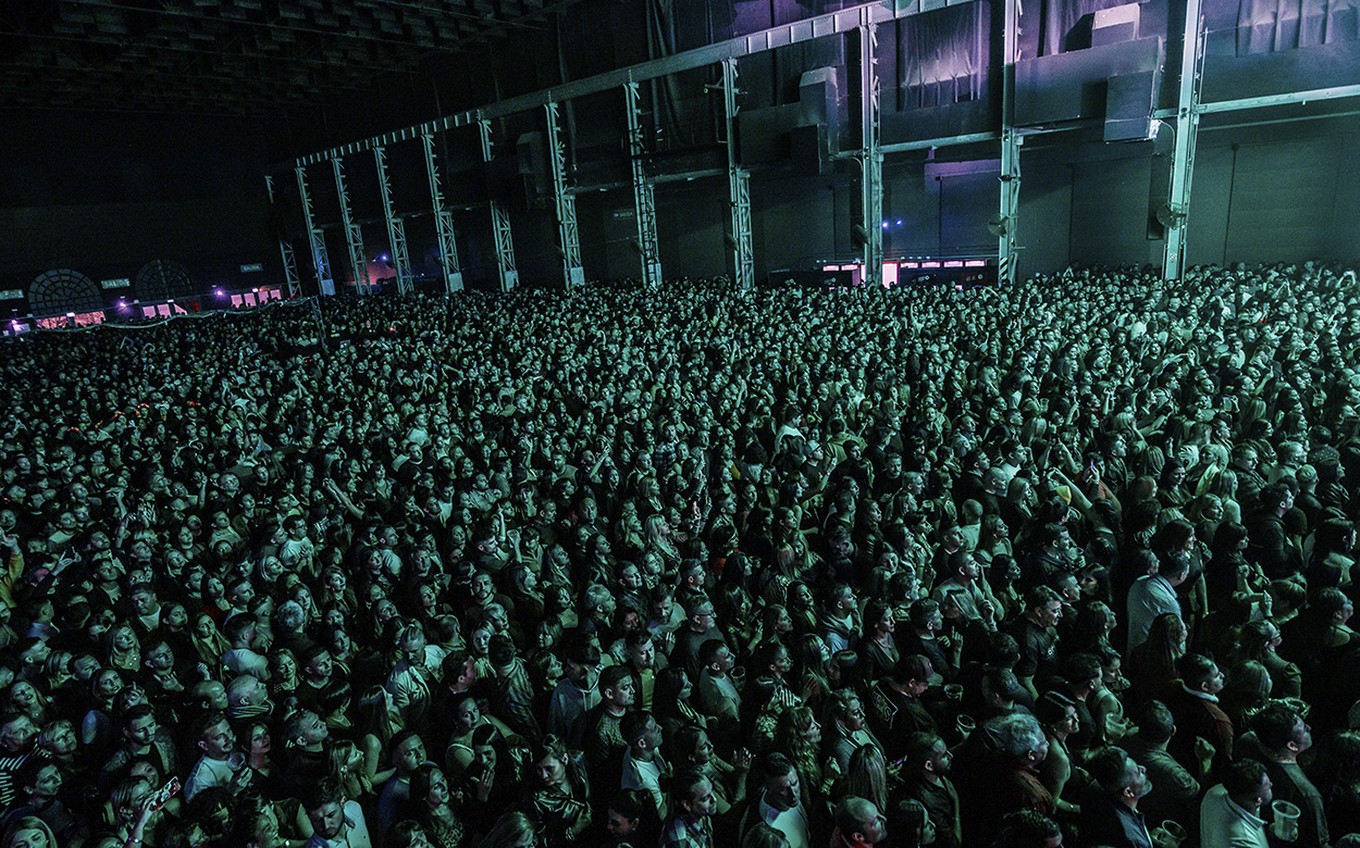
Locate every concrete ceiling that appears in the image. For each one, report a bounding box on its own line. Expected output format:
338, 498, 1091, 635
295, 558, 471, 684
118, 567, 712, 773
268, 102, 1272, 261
0, 0, 585, 115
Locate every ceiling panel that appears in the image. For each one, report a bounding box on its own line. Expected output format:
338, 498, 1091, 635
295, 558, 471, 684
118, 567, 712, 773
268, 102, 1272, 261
0, 0, 586, 115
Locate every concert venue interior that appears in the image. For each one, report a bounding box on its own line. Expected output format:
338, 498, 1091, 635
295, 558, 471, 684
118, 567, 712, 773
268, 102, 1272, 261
0, 2, 1358, 848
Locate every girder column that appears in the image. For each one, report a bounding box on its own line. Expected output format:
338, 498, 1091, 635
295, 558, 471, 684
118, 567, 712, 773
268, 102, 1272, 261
624, 81, 663, 289
479, 117, 519, 292
373, 146, 414, 296
1163, 0, 1206, 281
545, 101, 586, 288
852, 19, 883, 286
721, 58, 754, 292
998, 0, 1022, 285
295, 165, 336, 296
331, 157, 370, 294
264, 174, 301, 298
421, 131, 464, 294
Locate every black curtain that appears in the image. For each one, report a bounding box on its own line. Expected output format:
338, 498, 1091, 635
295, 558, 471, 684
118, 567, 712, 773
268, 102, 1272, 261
1236, 0, 1360, 54
896, 1, 993, 110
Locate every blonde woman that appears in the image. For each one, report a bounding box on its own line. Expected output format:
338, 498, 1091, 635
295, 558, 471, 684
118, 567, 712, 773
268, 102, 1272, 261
328, 739, 375, 802
833, 744, 889, 813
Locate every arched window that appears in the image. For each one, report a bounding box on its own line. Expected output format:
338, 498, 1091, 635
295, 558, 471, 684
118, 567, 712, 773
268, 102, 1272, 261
28, 269, 103, 317
135, 259, 194, 303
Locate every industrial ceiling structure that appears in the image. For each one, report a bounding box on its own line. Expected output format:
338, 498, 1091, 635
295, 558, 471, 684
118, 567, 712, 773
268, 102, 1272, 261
0, 0, 584, 114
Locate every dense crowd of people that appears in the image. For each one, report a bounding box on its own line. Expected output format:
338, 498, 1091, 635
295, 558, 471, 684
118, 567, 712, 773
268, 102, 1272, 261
1, 261, 1360, 848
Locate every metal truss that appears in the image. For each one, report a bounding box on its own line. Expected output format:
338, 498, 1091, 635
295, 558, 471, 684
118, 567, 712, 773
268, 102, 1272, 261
421, 131, 464, 294
997, 0, 1021, 285
295, 1, 960, 168
854, 19, 883, 286
479, 118, 519, 292
331, 157, 370, 294
294, 165, 336, 296
372, 146, 414, 296
624, 81, 663, 289
721, 58, 755, 292
544, 101, 586, 288
1162, 0, 1206, 281
264, 174, 301, 298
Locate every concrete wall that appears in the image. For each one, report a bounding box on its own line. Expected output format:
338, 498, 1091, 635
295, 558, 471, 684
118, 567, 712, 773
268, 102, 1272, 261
1010, 114, 1360, 278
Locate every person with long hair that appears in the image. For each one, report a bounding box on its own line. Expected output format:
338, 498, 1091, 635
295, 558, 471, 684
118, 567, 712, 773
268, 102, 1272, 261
1034, 692, 1081, 819
859, 600, 900, 678
1066, 601, 1117, 657
1217, 660, 1273, 728
229, 796, 296, 848
327, 738, 375, 802
1, 817, 58, 848
775, 705, 831, 810
478, 811, 539, 848
1126, 613, 1187, 693
644, 513, 681, 574
974, 514, 1013, 569
1088, 646, 1132, 746
1204, 522, 1268, 614
243, 721, 276, 781
2, 680, 50, 727
1233, 619, 1302, 699
105, 625, 141, 675
1303, 730, 1360, 839
834, 744, 889, 813
408, 763, 467, 848
267, 649, 300, 701
354, 686, 399, 787
653, 667, 708, 739
785, 581, 819, 637
744, 640, 801, 752
791, 634, 833, 713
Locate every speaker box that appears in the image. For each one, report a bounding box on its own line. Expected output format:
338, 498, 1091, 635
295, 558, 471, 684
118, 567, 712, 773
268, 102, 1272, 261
1104, 69, 1158, 142
1092, 3, 1141, 46
791, 123, 828, 175
798, 67, 839, 130
516, 131, 549, 198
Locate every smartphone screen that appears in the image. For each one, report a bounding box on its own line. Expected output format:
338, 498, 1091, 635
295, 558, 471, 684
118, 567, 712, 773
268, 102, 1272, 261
150, 776, 181, 811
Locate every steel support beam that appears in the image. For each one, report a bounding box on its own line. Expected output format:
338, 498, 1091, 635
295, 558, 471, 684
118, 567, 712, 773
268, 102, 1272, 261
1163, 0, 1205, 281
421, 131, 464, 294
624, 81, 663, 289
331, 157, 370, 294
1197, 84, 1360, 114
294, 165, 335, 296
997, 0, 1021, 285
852, 20, 883, 286
479, 118, 519, 292
721, 58, 755, 291
295, 1, 975, 167
264, 174, 301, 298
864, 131, 1000, 158
373, 146, 414, 296
545, 101, 586, 288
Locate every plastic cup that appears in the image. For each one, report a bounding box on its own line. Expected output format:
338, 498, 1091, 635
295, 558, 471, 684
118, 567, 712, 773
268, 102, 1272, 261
956, 714, 976, 739
1155, 820, 1186, 848
1271, 799, 1301, 842
944, 684, 964, 702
